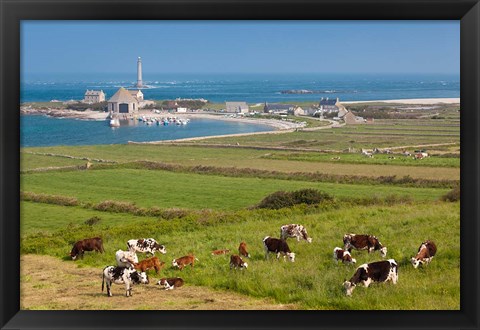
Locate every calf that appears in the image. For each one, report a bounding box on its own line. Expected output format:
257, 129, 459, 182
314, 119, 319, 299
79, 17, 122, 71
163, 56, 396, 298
172, 254, 198, 270
157, 277, 184, 290
230, 254, 248, 270
115, 249, 138, 268
102, 266, 149, 297
134, 256, 165, 273
343, 259, 398, 296
343, 234, 387, 258
263, 236, 295, 262
127, 238, 166, 255
411, 240, 437, 268
211, 249, 230, 256
70, 237, 104, 260
280, 224, 312, 243
238, 242, 251, 258
333, 247, 356, 265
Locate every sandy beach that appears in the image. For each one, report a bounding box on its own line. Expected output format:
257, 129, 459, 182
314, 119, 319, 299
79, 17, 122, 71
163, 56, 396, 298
342, 98, 460, 105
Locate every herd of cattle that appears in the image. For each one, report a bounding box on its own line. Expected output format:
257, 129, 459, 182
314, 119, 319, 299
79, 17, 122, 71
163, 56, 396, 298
69, 224, 437, 298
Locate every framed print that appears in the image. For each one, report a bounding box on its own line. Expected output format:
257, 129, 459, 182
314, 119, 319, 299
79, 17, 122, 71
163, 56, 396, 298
1, 0, 479, 329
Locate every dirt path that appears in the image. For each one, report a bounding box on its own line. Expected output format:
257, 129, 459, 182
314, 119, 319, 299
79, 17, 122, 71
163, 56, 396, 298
20, 254, 296, 310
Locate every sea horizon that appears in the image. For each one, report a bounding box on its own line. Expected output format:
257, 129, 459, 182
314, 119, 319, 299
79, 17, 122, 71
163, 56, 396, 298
21, 72, 460, 104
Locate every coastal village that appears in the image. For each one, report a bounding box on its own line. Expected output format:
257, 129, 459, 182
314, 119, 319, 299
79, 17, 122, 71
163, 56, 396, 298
21, 57, 371, 128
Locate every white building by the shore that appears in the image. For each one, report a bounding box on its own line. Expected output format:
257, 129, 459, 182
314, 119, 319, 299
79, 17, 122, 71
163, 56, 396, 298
83, 90, 105, 104
225, 102, 249, 113
108, 87, 139, 114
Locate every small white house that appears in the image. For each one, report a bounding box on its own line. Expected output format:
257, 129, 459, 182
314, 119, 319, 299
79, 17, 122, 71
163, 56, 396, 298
177, 107, 188, 113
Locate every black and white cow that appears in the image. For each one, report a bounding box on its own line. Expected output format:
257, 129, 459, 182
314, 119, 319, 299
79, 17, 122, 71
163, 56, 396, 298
411, 240, 437, 268
263, 236, 295, 262
343, 259, 398, 296
127, 238, 166, 255
280, 224, 312, 243
115, 249, 138, 268
343, 234, 387, 257
102, 266, 149, 297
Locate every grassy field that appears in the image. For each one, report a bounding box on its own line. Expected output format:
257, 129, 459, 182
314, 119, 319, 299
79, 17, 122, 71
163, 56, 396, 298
20, 199, 459, 310
20, 113, 460, 310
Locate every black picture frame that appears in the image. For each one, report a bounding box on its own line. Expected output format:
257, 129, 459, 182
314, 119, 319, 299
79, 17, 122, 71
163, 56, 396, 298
1, 0, 478, 329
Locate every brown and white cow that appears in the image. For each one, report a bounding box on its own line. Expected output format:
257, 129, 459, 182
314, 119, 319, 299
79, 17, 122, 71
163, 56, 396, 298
115, 249, 138, 268
280, 224, 312, 243
70, 237, 104, 260
238, 242, 251, 258
230, 254, 248, 270
157, 277, 184, 290
263, 236, 295, 262
134, 256, 165, 273
211, 249, 230, 256
411, 240, 437, 268
333, 247, 356, 265
343, 259, 398, 296
343, 234, 387, 257
172, 254, 198, 270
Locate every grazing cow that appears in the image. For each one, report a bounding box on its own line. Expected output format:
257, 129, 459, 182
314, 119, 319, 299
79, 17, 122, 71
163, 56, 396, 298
343, 234, 387, 258
343, 259, 398, 296
361, 149, 374, 158
402, 150, 411, 157
230, 254, 248, 270
127, 238, 166, 255
172, 254, 198, 270
115, 249, 138, 268
263, 236, 295, 262
211, 249, 230, 256
102, 266, 149, 297
157, 277, 184, 290
411, 240, 437, 268
238, 242, 251, 258
333, 247, 356, 265
134, 256, 165, 273
331, 156, 341, 160
280, 224, 312, 243
388, 156, 396, 160
70, 237, 104, 260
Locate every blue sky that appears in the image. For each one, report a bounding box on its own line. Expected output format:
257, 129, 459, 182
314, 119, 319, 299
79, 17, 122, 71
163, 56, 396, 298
21, 21, 459, 75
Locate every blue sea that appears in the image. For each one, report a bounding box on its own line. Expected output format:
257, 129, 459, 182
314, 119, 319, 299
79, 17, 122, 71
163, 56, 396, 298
21, 73, 459, 147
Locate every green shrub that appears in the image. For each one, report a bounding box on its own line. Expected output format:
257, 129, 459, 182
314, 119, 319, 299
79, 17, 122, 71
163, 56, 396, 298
256, 189, 334, 210
84, 216, 101, 226
441, 185, 460, 202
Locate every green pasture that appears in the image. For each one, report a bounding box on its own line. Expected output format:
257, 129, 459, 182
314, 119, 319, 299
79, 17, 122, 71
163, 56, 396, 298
21, 168, 449, 210
20, 200, 460, 310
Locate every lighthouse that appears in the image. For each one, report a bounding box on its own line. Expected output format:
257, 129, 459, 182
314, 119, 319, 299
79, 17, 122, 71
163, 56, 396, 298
136, 57, 143, 88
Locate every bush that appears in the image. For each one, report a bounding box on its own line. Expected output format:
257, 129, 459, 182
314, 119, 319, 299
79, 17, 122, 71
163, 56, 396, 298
256, 189, 334, 210
84, 216, 101, 226
20, 191, 79, 206
441, 185, 460, 202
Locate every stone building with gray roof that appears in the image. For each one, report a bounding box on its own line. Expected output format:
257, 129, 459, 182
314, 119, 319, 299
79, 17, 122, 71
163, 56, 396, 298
83, 90, 105, 104
225, 101, 249, 113
108, 87, 139, 114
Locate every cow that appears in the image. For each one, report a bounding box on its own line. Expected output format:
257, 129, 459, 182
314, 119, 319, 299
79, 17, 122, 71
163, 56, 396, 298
115, 249, 138, 268
211, 249, 230, 256
101, 266, 149, 297
333, 247, 356, 265
343, 259, 398, 296
230, 254, 248, 270
172, 254, 198, 270
343, 234, 387, 258
411, 240, 437, 268
238, 242, 251, 258
134, 256, 165, 273
280, 224, 312, 243
157, 277, 184, 290
70, 237, 104, 260
127, 238, 166, 256
263, 236, 295, 262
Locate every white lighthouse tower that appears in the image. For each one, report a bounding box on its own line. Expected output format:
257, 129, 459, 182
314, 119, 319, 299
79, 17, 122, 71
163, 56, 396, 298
136, 57, 143, 88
